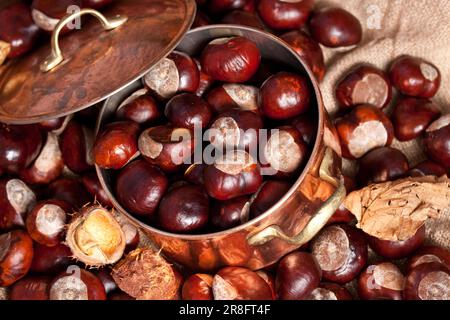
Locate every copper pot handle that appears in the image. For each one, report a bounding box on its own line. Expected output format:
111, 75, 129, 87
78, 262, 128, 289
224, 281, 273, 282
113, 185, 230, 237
247, 148, 346, 246
40, 8, 128, 73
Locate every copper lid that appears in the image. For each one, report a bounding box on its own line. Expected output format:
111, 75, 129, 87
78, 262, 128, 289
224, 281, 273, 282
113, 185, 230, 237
0, 0, 196, 124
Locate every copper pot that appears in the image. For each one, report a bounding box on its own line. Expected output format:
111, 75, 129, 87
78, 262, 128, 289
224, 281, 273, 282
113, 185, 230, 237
96, 25, 345, 272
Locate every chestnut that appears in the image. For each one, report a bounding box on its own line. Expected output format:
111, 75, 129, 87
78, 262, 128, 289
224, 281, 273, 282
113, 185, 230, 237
32, 0, 83, 33
93, 121, 140, 170
0, 229, 34, 287
311, 224, 368, 284
211, 196, 250, 230
407, 246, 450, 272
204, 150, 263, 200
182, 273, 213, 300
408, 160, 447, 178
250, 180, 291, 218
0, 178, 36, 231
307, 283, 352, 300
368, 225, 425, 260
261, 126, 308, 177
309, 7, 363, 48
207, 0, 247, 15
194, 58, 214, 97
184, 163, 206, 186
115, 160, 168, 218
39, 117, 66, 132
0, 2, 41, 58
208, 109, 263, 151
157, 184, 210, 233
222, 10, 266, 30
165, 93, 212, 130
258, 72, 310, 120
276, 251, 321, 300
96, 268, 117, 295
82, 0, 113, 9
30, 242, 73, 274
116, 93, 161, 125
206, 84, 259, 114
138, 125, 195, 173
291, 114, 318, 146
404, 262, 450, 300
335, 66, 392, 110
327, 175, 356, 225
10, 276, 51, 300
19, 132, 64, 185
120, 222, 139, 253
280, 30, 325, 81
212, 267, 273, 300
60, 120, 94, 174
335, 105, 394, 159
26, 199, 71, 247
201, 37, 261, 83
424, 114, 450, 168
0, 123, 43, 174
193, 10, 211, 28
358, 262, 405, 300
357, 147, 409, 186
81, 171, 113, 208
257, 0, 314, 30
47, 178, 92, 210
49, 268, 107, 300
256, 271, 276, 299
389, 56, 441, 98
392, 97, 441, 141
144, 51, 200, 99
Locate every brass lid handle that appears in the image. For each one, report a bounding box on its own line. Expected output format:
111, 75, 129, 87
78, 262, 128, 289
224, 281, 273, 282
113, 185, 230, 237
40, 8, 128, 73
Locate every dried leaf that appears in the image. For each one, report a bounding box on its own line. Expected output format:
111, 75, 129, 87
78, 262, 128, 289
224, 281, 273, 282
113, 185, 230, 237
344, 176, 450, 241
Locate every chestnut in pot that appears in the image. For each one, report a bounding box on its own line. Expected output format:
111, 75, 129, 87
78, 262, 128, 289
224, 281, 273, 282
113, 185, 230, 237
307, 283, 352, 300
404, 262, 450, 300
10, 276, 51, 300
206, 84, 259, 114
309, 7, 363, 48
392, 97, 441, 141
194, 58, 215, 97
408, 160, 447, 178
46, 178, 92, 210
49, 268, 107, 300
30, 242, 73, 274
116, 93, 161, 125
31, 0, 83, 33
389, 56, 441, 98
406, 246, 450, 272
184, 163, 206, 186
165, 93, 212, 130
424, 114, 450, 168
357, 147, 409, 186
257, 0, 314, 31
250, 180, 291, 218
211, 196, 250, 230
335, 105, 394, 159
335, 65, 392, 110
358, 262, 405, 300
201, 37, 261, 83
258, 72, 310, 120
221, 10, 266, 30
182, 273, 213, 300
311, 224, 368, 284
291, 113, 318, 146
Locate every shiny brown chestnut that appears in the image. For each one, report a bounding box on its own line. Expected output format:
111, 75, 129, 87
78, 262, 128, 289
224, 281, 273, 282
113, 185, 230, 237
116, 93, 161, 125
206, 84, 259, 114
327, 176, 356, 225
368, 225, 425, 260
261, 126, 308, 178
204, 150, 263, 200
250, 180, 291, 218
276, 251, 321, 300
404, 262, 450, 300
307, 283, 352, 300
406, 246, 450, 272
144, 51, 200, 100
335, 105, 394, 159
408, 160, 447, 177
93, 121, 140, 170
26, 199, 71, 247
358, 262, 405, 300
165, 93, 213, 130
0, 123, 43, 174
259, 72, 310, 120
115, 160, 168, 218
291, 114, 318, 146
213, 267, 273, 300
280, 30, 325, 81
31, 0, 83, 33
81, 171, 113, 208
157, 184, 210, 233
120, 222, 139, 253
389, 56, 441, 98
222, 10, 266, 30
49, 268, 107, 300
0, 229, 34, 286
46, 178, 92, 210
201, 37, 261, 83
184, 163, 206, 186
309, 7, 363, 48
194, 58, 215, 97
39, 117, 66, 132
211, 196, 250, 230
138, 125, 195, 173
207, 0, 247, 15
311, 224, 368, 284
60, 120, 94, 174
424, 114, 450, 168
357, 147, 409, 186
335, 66, 392, 110
257, 0, 314, 30
182, 273, 214, 300
10, 276, 51, 300
96, 268, 117, 295
30, 242, 73, 274
82, 0, 113, 9
392, 97, 441, 141
256, 271, 276, 299
208, 109, 263, 151
0, 2, 41, 58
19, 133, 64, 185
0, 178, 36, 231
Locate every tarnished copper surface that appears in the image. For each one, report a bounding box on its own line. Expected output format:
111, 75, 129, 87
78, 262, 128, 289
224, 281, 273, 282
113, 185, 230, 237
0, 0, 196, 124
96, 25, 343, 271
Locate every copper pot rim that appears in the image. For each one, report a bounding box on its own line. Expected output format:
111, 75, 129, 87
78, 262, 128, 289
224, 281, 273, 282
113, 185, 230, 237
95, 24, 326, 241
